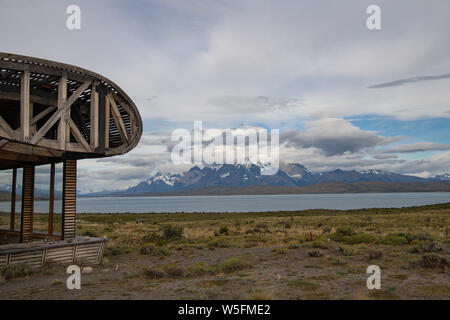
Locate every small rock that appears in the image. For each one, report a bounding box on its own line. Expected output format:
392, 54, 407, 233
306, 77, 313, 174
82, 267, 93, 274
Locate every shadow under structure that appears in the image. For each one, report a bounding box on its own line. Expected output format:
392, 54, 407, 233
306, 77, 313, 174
0, 52, 142, 268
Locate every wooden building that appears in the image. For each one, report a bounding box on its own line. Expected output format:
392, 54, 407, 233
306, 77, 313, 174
0, 52, 142, 267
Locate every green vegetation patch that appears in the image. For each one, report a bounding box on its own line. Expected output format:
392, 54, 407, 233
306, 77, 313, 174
221, 257, 252, 273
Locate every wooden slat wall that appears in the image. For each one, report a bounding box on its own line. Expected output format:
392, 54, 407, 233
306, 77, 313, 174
75, 243, 102, 264
46, 246, 75, 265
0, 254, 7, 267
0, 240, 106, 268
62, 160, 77, 240
20, 164, 34, 243
9, 251, 42, 269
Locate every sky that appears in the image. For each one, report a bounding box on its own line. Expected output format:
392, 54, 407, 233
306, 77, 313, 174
0, 0, 449, 193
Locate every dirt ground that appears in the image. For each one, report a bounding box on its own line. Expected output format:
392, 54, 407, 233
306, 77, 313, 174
0, 203, 449, 300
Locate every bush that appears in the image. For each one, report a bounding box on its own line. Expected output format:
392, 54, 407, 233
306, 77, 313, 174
322, 226, 332, 234
381, 234, 409, 245
162, 224, 183, 240
308, 250, 323, 257
0, 264, 35, 280
367, 250, 383, 260
339, 245, 354, 256
186, 262, 218, 277
219, 226, 229, 235
336, 227, 356, 236
421, 253, 449, 269
333, 233, 377, 244
81, 229, 98, 237
272, 247, 288, 254
165, 265, 184, 278
312, 239, 328, 249
140, 245, 169, 256
221, 257, 252, 273
143, 267, 165, 279
105, 246, 122, 256
411, 241, 442, 254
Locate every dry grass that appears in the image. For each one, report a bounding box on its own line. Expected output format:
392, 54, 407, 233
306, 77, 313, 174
0, 203, 449, 299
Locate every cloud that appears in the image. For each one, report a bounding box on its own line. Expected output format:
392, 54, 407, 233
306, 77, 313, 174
369, 73, 450, 88
280, 118, 400, 155
383, 142, 450, 153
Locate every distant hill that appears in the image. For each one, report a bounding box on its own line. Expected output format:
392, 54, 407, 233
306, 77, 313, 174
101, 181, 450, 197
83, 163, 450, 197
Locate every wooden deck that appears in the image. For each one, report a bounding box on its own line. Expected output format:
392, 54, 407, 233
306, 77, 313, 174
0, 234, 107, 268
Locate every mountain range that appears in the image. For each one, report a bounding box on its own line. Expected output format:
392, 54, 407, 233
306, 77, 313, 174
96, 163, 450, 196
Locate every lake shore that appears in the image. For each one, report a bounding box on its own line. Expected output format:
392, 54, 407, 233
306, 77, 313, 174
1, 203, 449, 299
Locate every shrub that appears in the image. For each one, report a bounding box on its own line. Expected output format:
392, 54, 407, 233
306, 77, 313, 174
105, 246, 122, 256
221, 257, 252, 273
312, 239, 329, 249
367, 250, 383, 260
0, 264, 35, 280
415, 232, 433, 241
381, 234, 409, 245
411, 241, 442, 254
81, 229, 98, 237
336, 227, 356, 236
272, 247, 288, 255
186, 262, 218, 277
140, 245, 169, 256
339, 245, 354, 256
322, 226, 332, 234
219, 226, 229, 235
165, 265, 184, 278
308, 250, 323, 257
162, 224, 183, 240
421, 253, 449, 269
333, 233, 377, 244
143, 267, 165, 279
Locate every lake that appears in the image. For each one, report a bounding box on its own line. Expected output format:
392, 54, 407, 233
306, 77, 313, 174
0, 192, 449, 213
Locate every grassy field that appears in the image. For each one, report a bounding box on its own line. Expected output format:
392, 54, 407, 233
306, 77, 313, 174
0, 203, 449, 299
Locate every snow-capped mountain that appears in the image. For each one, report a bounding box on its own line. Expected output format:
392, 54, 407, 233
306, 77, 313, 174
434, 173, 450, 181
113, 163, 439, 195
123, 172, 182, 194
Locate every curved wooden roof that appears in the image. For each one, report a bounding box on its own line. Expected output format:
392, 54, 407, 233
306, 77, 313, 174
0, 52, 142, 169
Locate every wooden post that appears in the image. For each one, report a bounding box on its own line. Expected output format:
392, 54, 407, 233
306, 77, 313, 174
58, 72, 68, 150
90, 84, 99, 149
48, 163, 55, 236
104, 95, 110, 150
20, 69, 30, 142
10, 168, 17, 231
62, 160, 77, 240
20, 164, 35, 243
97, 86, 106, 153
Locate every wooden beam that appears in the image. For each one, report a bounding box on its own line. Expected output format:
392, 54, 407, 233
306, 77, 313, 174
105, 94, 110, 150
62, 160, 77, 240
0, 139, 8, 148
57, 72, 68, 150
97, 87, 106, 153
20, 69, 31, 142
30, 106, 55, 125
10, 168, 17, 232
48, 163, 55, 236
90, 84, 99, 148
0, 115, 16, 139
20, 164, 35, 243
30, 80, 92, 146
67, 118, 92, 152
0, 91, 58, 107
108, 94, 129, 145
